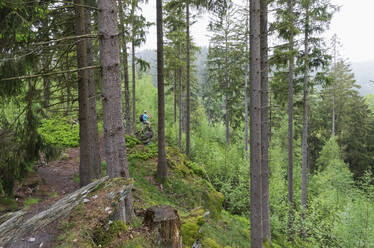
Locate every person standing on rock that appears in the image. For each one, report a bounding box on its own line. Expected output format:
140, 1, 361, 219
141, 110, 151, 132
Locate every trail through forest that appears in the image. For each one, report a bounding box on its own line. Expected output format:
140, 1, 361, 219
5, 145, 101, 248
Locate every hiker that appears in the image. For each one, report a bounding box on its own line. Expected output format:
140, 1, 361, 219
141, 110, 151, 132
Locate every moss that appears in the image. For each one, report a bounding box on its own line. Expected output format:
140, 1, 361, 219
128, 143, 158, 160
202, 211, 250, 248
186, 161, 207, 179
49, 192, 58, 198
202, 237, 222, 248
24, 197, 39, 209
93, 220, 128, 246
181, 215, 205, 246
203, 187, 224, 217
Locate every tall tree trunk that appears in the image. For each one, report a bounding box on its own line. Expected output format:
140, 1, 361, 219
118, 0, 132, 135
97, 0, 134, 221
225, 32, 229, 146
131, 1, 137, 134
301, 7, 310, 213
132, 37, 136, 133
174, 69, 177, 123
156, 0, 167, 181
287, 0, 295, 239
178, 44, 183, 153
332, 35, 336, 137
185, 1, 191, 158
42, 55, 52, 108
75, 0, 92, 186
250, 0, 263, 246
244, 3, 249, 155
86, 3, 101, 179
260, 0, 270, 243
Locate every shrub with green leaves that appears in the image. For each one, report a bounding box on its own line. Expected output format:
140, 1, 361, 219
38, 118, 79, 148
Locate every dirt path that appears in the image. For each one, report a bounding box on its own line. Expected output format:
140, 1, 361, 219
6, 148, 81, 248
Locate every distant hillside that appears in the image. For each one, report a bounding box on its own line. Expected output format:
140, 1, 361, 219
351, 61, 374, 95
137, 47, 208, 88
136, 49, 374, 97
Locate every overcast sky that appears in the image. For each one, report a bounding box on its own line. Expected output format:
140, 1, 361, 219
140, 0, 374, 63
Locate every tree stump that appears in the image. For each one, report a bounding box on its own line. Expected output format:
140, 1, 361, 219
144, 205, 183, 248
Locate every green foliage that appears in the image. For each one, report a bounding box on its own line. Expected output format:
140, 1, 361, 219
201, 210, 250, 248
38, 118, 79, 148
128, 143, 158, 160
23, 197, 39, 209
125, 135, 142, 148
202, 238, 222, 248
93, 220, 128, 246
181, 215, 205, 246
0, 197, 18, 211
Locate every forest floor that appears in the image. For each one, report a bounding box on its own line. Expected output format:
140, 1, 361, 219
4, 147, 82, 248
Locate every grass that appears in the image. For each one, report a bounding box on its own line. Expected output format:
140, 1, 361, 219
202, 210, 250, 248
24, 197, 39, 210
49, 192, 58, 198
73, 173, 80, 184
0, 197, 18, 211
101, 161, 107, 176
53, 141, 249, 248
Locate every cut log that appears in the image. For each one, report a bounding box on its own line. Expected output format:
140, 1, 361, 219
144, 205, 183, 248
0, 176, 109, 246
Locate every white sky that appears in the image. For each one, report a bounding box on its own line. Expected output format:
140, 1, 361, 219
140, 0, 374, 63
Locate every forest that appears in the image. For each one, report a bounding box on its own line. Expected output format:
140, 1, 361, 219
0, 0, 373, 247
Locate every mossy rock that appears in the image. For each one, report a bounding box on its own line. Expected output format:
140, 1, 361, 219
181, 214, 205, 247
202, 237, 223, 248
186, 161, 207, 179
202, 185, 224, 217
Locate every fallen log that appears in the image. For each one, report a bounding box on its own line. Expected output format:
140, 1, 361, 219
0, 176, 109, 246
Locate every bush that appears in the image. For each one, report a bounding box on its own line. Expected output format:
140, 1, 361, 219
38, 118, 79, 148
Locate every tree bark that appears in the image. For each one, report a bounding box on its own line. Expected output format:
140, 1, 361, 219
86, 3, 102, 179
132, 37, 136, 134
144, 205, 183, 248
97, 0, 134, 221
42, 56, 51, 108
260, 0, 270, 243
75, 0, 92, 186
185, 1, 191, 158
244, 5, 249, 154
174, 69, 177, 123
224, 30, 229, 146
250, 0, 263, 246
301, 7, 310, 212
118, 0, 132, 135
287, 0, 295, 238
131, 0, 136, 135
156, 0, 167, 181
178, 44, 183, 153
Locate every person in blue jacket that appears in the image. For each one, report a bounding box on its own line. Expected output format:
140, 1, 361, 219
141, 110, 151, 132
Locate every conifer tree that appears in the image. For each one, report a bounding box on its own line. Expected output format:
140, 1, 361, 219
250, 0, 263, 246
156, 0, 168, 180
75, 0, 101, 186
98, 0, 134, 221
118, 0, 132, 135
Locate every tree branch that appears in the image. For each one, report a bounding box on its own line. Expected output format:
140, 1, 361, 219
1, 65, 100, 82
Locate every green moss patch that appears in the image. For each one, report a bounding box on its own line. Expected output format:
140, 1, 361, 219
93, 220, 128, 246
202, 210, 250, 248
